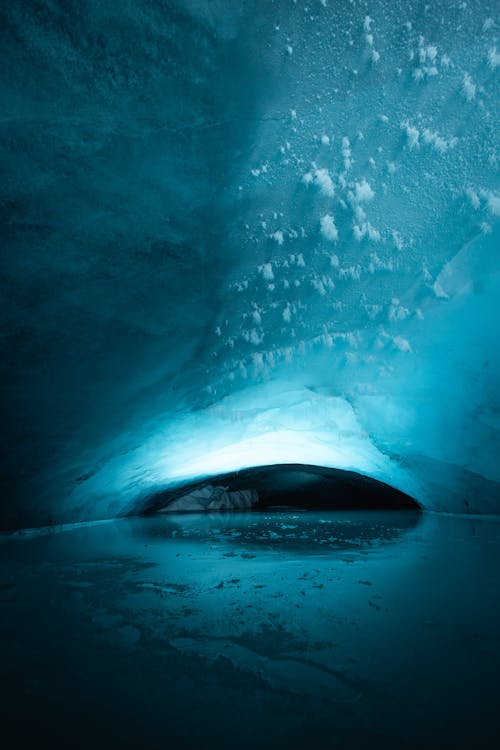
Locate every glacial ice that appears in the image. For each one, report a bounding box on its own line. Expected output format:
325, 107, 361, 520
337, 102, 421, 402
158, 485, 259, 513
0, 0, 499, 527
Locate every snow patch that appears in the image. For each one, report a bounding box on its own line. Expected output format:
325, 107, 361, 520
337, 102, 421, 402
303, 166, 335, 197
341, 137, 352, 170
462, 73, 476, 102
261, 263, 274, 281
418, 128, 458, 153
393, 336, 412, 352
338, 265, 361, 281
412, 38, 439, 79
402, 121, 420, 149
353, 222, 381, 242
369, 253, 393, 272
484, 191, 500, 217
311, 277, 327, 296
320, 214, 339, 242
392, 230, 404, 250
389, 303, 410, 321
249, 329, 264, 346
354, 178, 375, 202
466, 188, 480, 210
314, 168, 335, 197
488, 47, 500, 69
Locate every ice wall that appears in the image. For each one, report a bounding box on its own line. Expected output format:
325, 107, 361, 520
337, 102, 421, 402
0, 0, 499, 527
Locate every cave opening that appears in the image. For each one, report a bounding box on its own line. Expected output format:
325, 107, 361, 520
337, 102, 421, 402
147, 463, 420, 514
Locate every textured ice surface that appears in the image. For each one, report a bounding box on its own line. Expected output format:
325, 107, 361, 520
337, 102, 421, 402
0, 0, 499, 526
1, 511, 500, 747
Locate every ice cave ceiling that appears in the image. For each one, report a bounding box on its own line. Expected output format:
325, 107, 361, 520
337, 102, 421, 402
1, 0, 499, 529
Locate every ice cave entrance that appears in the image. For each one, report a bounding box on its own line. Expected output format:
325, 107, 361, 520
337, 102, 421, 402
149, 464, 420, 514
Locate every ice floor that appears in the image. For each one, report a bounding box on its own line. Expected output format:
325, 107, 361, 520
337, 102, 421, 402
1, 509, 499, 748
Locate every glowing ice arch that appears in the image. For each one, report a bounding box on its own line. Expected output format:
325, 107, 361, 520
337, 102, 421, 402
149, 382, 420, 498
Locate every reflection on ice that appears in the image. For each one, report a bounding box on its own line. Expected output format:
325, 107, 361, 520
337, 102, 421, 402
1, 511, 500, 747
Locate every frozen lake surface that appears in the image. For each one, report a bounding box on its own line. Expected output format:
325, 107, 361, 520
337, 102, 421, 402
1, 509, 499, 748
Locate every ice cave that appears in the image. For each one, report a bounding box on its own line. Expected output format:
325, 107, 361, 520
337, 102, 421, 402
1, 0, 499, 747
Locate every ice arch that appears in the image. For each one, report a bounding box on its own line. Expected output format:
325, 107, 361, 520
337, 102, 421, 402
0, 0, 499, 528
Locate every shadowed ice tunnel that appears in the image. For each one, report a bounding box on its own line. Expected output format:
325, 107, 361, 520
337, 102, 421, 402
1, 0, 500, 529
1, 4, 500, 747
